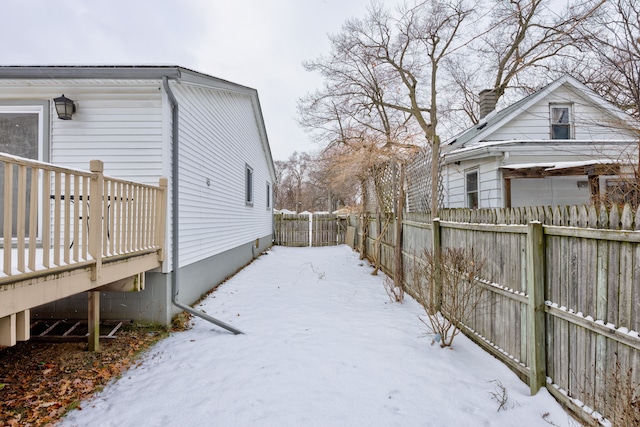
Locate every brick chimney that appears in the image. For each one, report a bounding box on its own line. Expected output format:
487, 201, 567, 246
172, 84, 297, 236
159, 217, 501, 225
479, 89, 497, 119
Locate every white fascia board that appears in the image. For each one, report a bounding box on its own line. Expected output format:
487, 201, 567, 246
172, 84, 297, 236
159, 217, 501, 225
443, 139, 635, 164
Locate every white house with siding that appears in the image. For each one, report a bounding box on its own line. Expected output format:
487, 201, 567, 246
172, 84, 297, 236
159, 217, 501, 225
0, 65, 276, 326
442, 75, 638, 209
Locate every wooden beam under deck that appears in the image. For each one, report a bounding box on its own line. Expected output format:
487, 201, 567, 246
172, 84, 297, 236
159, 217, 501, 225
0, 251, 161, 320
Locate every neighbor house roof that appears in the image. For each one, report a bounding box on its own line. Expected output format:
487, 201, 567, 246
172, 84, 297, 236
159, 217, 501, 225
444, 74, 637, 152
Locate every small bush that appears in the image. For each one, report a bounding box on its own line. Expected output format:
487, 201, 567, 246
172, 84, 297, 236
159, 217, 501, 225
413, 247, 486, 348
383, 276, 404, 303
598, 359, 639, 427
488, 379, 508, 411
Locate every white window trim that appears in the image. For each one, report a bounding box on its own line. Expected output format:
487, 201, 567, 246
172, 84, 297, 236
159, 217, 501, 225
266, 182, 271, 210
549, 103, 573, 140
245, 164, 254, 206
0, 104, 46, 162
465, 168, 479, 209
0, 103, 49, 243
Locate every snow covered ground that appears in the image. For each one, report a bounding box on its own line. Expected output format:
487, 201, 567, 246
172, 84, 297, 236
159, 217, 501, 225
59, 245, 577, 427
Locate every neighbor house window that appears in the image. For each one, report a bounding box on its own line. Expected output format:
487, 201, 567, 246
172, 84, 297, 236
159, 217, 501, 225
550, 104, 572, 139
466, 170, 479, 209
245, 164, 254, 206
266, 182, 271, 209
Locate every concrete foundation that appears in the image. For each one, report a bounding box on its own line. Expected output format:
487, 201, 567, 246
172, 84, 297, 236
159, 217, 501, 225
32, 235, 272, 326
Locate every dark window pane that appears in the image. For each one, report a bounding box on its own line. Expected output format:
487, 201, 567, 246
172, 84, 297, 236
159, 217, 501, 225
246, 166, 253, 204
0, 113, 38, 238
467, 192, 478, 209
552, 124, 571, 139
466, 171, 478, 192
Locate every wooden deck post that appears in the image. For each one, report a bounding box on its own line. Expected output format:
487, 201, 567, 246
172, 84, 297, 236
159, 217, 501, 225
89, 160, 104, 281
4, 163, 13, 276
16, 310, 29, 341
527, 221, 546, 394
88, 291, 100, 352
88, 160, 104, 352
0, 314, 16, 347
156, 177, 168, 262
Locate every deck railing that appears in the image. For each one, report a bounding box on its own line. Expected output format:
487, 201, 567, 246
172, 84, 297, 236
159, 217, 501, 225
0, 154, 166, 283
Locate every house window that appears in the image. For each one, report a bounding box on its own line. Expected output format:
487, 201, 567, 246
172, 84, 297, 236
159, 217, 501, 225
245, 164, 254, 206
466, 170, 479, 209
266, 182, 271, 209
0, 103, 49, 239
550, 105, 572, 139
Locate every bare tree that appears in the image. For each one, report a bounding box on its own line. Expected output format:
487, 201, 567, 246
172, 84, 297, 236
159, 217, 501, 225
485, 0, 604, 99
274, 150, 361, 212
273, 152, 313, 212
572, 0, 640, 119
445, 0, 605, 126
300, 0, 475, 215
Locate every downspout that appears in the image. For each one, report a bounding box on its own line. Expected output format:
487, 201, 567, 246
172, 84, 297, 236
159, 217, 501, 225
163, 76, 242, 335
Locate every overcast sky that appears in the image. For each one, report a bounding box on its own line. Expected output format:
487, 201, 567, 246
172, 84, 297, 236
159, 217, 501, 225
0, 0, 394, 161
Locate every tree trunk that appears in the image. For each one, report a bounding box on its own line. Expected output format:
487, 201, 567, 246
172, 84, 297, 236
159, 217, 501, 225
431, 136, 440, 216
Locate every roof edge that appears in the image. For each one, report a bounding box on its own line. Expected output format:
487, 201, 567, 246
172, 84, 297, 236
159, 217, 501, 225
0, 65, 185, 80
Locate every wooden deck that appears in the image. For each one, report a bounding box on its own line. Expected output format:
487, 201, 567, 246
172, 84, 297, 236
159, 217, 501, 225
0, 155, 167, 350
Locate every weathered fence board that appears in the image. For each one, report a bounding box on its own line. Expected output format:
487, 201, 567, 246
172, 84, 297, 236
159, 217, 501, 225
273, 214, 309, 247
350, 204, 640, 426
273, 204, 639, 425
274, 213, 348, 247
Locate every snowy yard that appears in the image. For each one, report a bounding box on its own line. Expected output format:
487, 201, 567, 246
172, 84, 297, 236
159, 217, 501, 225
60, 245, 576, 427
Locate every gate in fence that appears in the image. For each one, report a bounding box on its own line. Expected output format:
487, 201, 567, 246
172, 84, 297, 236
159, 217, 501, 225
273, 213, 347, 247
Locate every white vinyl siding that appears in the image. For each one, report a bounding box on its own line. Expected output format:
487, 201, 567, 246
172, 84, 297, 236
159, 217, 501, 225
173, 83, 273, 267
446, 159, 503, 208
0, 78, 274, 270
0, 82, 164, 185
445, 163, 465, 207
47, 82, 164, 184
510, 177, 590, 207
486, 85, 629, 142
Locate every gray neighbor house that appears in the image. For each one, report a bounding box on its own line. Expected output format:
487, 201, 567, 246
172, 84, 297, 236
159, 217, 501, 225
441, 75, 638, 209
0, 65, 276, 339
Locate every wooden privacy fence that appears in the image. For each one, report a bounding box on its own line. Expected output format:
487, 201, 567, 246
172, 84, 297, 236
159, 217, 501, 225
353, 205, 640, 426
273, 213, 347, 247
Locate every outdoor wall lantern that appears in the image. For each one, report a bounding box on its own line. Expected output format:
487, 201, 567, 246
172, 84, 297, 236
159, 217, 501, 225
54, 94, 76, 120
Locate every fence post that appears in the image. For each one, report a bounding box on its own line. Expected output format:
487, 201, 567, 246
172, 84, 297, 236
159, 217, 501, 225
527, 220, 546, 394
376, 208, 382, 268
359, 213, 368, 260
394, 165, 405, 288
431, 218, 442, 313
